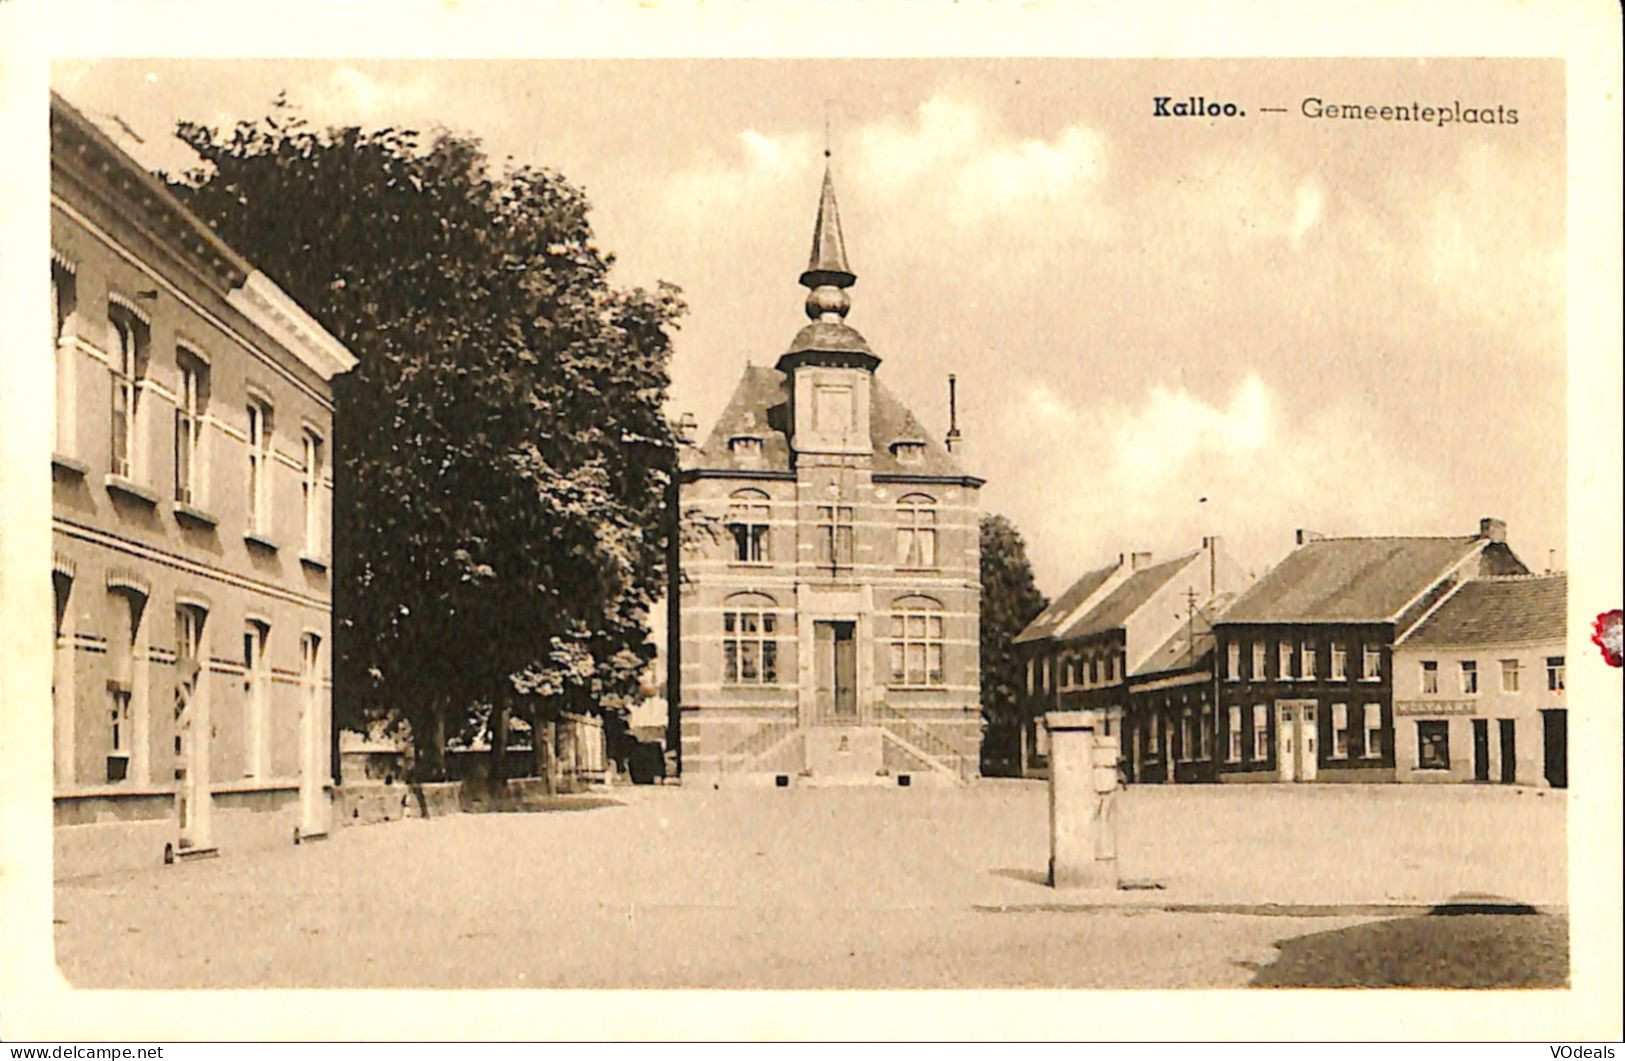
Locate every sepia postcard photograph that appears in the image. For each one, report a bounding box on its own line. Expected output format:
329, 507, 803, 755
0, 0, 1620, 1045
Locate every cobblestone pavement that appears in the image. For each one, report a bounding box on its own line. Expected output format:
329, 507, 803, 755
54, 781, 1567, 988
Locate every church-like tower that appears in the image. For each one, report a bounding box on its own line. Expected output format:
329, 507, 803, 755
670, 164, 985, 785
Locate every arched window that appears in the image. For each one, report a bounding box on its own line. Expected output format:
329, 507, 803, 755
889, 595, 945, 688
723, 592, 779, 685
896, 493, 937, 568
726, 489, 771, 563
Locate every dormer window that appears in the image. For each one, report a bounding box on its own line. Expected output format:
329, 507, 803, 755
729, 435, 763, 460
891, 440, 925, 464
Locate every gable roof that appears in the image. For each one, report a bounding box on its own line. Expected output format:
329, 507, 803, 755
1062, 551, 1200, 641
1219, 536, 1488, 624
1403, 574, 1566, 647
1129, 590, 1240, 678
684, 365, 974, 480
1014, 561, 1119, 645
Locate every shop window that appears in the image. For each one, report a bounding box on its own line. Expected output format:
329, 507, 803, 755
1416, 720, 1450, 770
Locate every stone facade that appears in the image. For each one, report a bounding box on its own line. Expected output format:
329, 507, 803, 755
670, 168, 983, 785
50, 94, 357, 878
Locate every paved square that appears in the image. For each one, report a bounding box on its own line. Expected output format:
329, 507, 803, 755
55, 781, 1566, 988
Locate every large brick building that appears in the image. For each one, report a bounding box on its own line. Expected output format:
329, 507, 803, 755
1211, 519, 1529, 783
50, 94, 357, 877
669, 166, 983, 784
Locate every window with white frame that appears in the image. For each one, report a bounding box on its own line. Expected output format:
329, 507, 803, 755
1198, 705, 1212, 759
1330, 642, 1348, 680
1331, 702, 1350, 758
1362, 703, 1382, 759
243, 620, 269, 778
302, 430, 324, 556
890, 597, 945, 687
1301, 642, 1317, 680
52, 257, 78, 454
247, 399, 274, 536
1252, 705, 1269, 761
174, 351, 208, 505
1420, 660, 1439, 695
815, 504, 854, 567
895, 494, 938, 568
1179, 708, 1193, 761
1500, 658, 1521, 693
723, 600, 778, 685
1361, 644, 1382, 681
1279, 640, 1294, 680
105, 587, 143, 783
109, 306, 148, 479
1226, 705, 1243, 762
1460, 659, 1478, 695
1226, 641, 1240, 681
1251, 641, 1267, 681
725, 490, 771, 563
1547, 656, 1564, 691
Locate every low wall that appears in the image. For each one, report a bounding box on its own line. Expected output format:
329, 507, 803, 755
335, 777, 573, 828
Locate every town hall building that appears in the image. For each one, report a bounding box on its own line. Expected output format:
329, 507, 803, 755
668, 166, 984, 785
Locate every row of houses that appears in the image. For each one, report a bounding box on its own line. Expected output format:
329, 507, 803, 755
1011, 521, 1567, 788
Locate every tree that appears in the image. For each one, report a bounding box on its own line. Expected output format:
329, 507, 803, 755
979, 514, 1048, 773
171, 100, 685, 780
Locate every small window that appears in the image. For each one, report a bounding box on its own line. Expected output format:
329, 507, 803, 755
896, 494, 938, 568
1279, 641, 1293, 680
1460, 660, 1479, 695
1416, 720, 1450, 770
1362, 644, 1382, 682
816, 504, 854, 568
1329, 642, 1348, 680
1252, 705, 1269, 761
243, 621, 269, 778
175, 352, 209, 505
728, 435, 763, 460
1331, 702, 1349, 758
1026, 657, 1035, 695
53, 258, 78, 454
1420, 660, 1439, 695
891, 440, 926, 464
1178, 708, 1193, 761
723, 607, 778, 685
1225, 641, 1240, 682
1500, 659, 1521, 693
1362, 703, 1383, 759
1300, 642, 1317, 680
1226, 705, 1242, 762
1547, 656, 1564, 692
1198, 705, 1213, 760
302, 430, 324, 555
247, 399, 274, 536
109, 306, 149, 480
1251, 641, 1267, 681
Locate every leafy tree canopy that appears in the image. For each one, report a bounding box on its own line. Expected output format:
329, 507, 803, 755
979, 513, 1047, 733
172, 99, 685, 776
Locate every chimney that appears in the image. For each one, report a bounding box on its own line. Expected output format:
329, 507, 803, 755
1478, 517, 1507, 543
675, 412, 698, 445
1546, 548, 1556, 575
1295, 529, 1324, 546
1131, 551, 1153, 571
1203, 536, 1221, 594
945, 374, 964, 457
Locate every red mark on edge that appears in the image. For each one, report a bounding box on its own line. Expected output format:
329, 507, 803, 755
1592, 609, 1623, 668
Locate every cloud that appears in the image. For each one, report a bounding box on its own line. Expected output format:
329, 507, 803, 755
307, 65, 435, 120
663, 128, 817, 218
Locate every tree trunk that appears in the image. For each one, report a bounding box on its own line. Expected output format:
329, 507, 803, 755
492, 702, 510, 785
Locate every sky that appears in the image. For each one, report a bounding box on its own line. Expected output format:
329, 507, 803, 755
52, 58, 1566, 596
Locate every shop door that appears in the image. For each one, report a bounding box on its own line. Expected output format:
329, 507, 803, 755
1498, 719, 1516, 784
1276, 701, 1317, 782
1542, 710, 1567, 788
1299, 704, 1319, 781
1277, 704, 1297, 782
1472, 719, 1491, 781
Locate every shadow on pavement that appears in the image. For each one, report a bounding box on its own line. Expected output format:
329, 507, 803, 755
1249, 907, 1568, 988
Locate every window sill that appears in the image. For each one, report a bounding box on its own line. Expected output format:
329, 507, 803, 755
887, 685, 949, 692
1414, 765, 1452, 772
299, 552, 330, 572
174, 501, 220, 528
244, 530, 280, 552
105, 474, 160, 507
727, 561, 774, 568
52, 453, 90, 477
895, 567, 942, 574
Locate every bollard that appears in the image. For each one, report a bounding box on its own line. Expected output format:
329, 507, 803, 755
1046, 710, 1121, 890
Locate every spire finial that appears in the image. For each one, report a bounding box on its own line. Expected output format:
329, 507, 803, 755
801, 160, 855, 321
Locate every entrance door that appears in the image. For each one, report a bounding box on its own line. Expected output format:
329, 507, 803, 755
299, 632, 326, 836
1498, 718, 1517, 784
1277, 704, 1297, 782
815, 621, 857, 723
1542, 709, 1567, 788
1276, 701, 1318, 782
174, 606, 209, 850
1472, 719, 1491, 781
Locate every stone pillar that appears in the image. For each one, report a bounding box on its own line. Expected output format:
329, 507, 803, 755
1047, 710, 1121, 890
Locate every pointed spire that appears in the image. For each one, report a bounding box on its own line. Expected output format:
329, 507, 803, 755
799, 164, 855, 292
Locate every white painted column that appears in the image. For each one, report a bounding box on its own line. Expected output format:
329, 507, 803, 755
1047, 710, 1121, 890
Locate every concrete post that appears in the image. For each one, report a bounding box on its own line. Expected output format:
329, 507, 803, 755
1047, 710, 1121, 890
